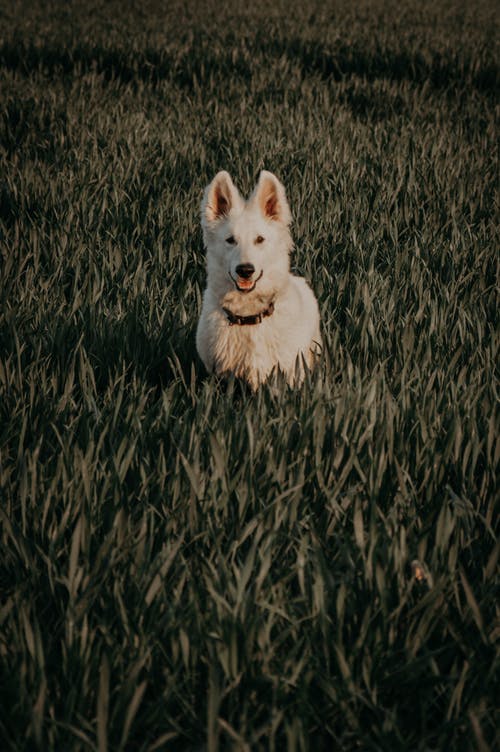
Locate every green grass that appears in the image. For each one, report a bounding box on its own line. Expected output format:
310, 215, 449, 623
0, 0, 498, 749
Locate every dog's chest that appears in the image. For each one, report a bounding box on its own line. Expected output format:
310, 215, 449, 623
213, 317, 282, 379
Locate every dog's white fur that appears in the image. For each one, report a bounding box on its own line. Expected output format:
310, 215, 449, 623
196, 170, 321, 390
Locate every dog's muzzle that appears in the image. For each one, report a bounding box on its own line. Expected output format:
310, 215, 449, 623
229, 268, 263, 293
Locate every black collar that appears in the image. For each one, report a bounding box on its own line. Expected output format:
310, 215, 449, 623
222, 301, 275, 326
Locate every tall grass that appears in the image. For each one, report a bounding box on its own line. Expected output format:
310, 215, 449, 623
0, 0, 498, 749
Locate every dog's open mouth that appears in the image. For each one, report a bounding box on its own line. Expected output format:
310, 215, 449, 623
230, 270, 263, 293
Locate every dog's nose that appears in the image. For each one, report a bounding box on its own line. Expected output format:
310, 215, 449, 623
236, 263, 255, 279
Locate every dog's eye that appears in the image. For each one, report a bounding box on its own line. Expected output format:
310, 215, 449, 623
255, 235, 265, 244
226, 236, 237, 245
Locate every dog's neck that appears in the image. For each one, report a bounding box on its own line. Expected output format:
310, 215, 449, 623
222, 301, 275, 326
221, 287, 275, 315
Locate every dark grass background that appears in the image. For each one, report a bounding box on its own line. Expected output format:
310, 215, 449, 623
0, 0, 498, 749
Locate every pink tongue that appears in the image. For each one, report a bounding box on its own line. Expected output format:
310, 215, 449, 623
237, 278, 253, 289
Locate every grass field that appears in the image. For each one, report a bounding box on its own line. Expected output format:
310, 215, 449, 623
0, 0, 498, 749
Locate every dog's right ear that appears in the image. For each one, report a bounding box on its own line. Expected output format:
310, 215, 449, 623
202, 171, 243, 225
252, 171, 292, 225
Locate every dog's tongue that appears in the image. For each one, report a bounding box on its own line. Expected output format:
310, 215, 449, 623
237, 278, 254, 290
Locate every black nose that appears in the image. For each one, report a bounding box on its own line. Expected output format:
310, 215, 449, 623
235, 263, 255, 279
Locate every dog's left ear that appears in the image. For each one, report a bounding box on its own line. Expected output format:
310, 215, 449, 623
253, 171, 292, 225
202, 171, 243, 225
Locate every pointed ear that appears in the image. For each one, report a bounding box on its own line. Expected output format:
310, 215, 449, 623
253, 171, 292, 225
202, 171, 242, 224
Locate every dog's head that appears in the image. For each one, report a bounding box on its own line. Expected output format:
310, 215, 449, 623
201, 171, 293, 302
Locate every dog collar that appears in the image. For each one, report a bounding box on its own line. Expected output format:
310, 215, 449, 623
222, 301, 275, 326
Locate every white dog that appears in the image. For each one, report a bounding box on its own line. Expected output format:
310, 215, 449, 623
196, 170, 321, 390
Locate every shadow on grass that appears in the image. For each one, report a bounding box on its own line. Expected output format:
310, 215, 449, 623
0, 37, 251, 91
0, 34, 497, 94
280, 36, 498, 93
38, 307, 204, 398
